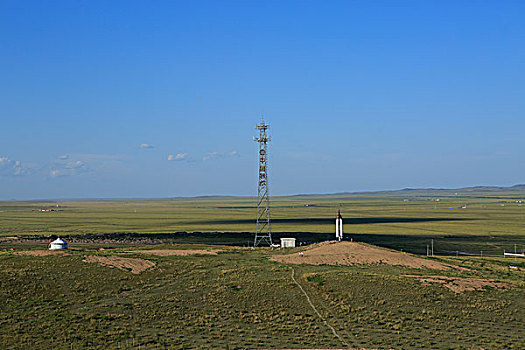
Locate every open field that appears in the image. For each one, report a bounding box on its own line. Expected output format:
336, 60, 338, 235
0, 242, 523, 349
1, 189, 524, 348
1, 189, 525, 254
2, 192, 525, 237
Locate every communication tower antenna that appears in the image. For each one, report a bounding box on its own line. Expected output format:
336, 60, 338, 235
254, 117, 272, 247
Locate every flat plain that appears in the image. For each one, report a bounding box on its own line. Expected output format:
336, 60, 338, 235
0, 188, 524, 349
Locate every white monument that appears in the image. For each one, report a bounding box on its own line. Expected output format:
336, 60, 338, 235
335, 210, 343, 241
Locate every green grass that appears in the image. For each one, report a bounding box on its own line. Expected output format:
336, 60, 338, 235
2, 191, 525, 253
0, 246, 523, 349
1, 192, 525, 237
0, 190, 524, 348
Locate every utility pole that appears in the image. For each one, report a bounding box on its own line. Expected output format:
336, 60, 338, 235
254, 118, 272, 247
431, 239, 434, 257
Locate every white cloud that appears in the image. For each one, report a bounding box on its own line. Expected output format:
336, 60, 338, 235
168, 153, 187, 161
202, 152, 220, 161
202, 151, 238, 161
0, 154, 96, 179
50, 153, 125, 178
50, 159, 89, 178
0, 156, 28, 176
140, 143, 154, 149
65, 160, 85, 169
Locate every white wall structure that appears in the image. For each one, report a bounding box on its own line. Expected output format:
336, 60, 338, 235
504, 252, 524, 257
335, 210, 343, 241
49, 238, 68, 250
280, 238, 296, 248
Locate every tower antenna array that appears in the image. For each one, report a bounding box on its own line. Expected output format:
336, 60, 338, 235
254, 118, 272, 247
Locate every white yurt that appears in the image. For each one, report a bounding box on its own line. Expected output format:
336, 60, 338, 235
49, 238, 68, 250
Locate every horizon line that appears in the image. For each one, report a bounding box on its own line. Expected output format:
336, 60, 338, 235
2, 183, 524, 202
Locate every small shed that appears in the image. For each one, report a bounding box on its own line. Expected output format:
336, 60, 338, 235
280, 238, 296, 248
49, 238, 68, 250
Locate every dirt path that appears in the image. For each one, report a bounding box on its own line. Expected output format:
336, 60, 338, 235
271, 241, 461, 270
403, 274, 513, 293
291, 268, 350, 348
123, 249, 222, 256
83, 255, 156, 274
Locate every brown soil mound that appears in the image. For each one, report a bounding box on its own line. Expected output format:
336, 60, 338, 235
403, 274, 513, 293
83, 255, 155, 274
270, 241, 459, 270
14, 250, 68, 256
123, 249, 222, 256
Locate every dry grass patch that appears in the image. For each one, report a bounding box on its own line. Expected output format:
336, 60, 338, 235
270, 241, 461, 270
83, 255, 155, 274
403, 274, 513, 293
14, 250, 68, 256
122, 249, 222, 256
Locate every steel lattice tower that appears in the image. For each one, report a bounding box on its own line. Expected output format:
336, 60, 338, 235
254, 119, 272, 247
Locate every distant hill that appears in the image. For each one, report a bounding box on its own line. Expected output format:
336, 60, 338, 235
290, 184, 525, 199
405, 184, 525, 193
374, 184, 525, 194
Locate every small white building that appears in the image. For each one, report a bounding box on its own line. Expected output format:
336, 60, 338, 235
280, 238, 296, 248
49, 238, 68, 250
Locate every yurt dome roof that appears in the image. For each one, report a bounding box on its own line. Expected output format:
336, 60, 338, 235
50, 238, 67, 245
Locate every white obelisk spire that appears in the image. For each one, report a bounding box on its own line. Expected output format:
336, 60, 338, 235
335, 210, 343, 241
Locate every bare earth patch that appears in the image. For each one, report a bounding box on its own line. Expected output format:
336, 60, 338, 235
270, 241, 461, 270
14, 250, 69, 256
403, 274, 513, 293
122, 249, 222, 256
83, 255, 156, 274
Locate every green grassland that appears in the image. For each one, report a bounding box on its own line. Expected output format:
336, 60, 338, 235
0, 189, 524, 348
0, 245, 523, 349
2, 190, 525, 236
1, 189, 525, 253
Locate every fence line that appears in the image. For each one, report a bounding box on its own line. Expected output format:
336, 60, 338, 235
429, 248, 525, 258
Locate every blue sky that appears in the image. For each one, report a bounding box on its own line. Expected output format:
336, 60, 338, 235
1, 1, 524, 199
